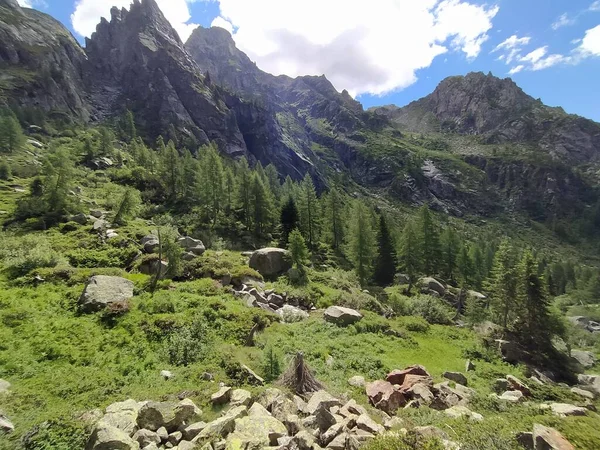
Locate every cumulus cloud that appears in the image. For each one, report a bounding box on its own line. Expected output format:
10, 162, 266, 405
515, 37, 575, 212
17, 0, 47, 8
552, 13, 576, 30
508, 65, 524, 75
209, 0, 498, 96
578, 24, 600, 56
71, 0, 200, 41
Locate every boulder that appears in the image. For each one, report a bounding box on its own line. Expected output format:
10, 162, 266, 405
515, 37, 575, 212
167, 430, 182, 445
571, 387, 594, 400
419, 277, 445, 296
493, 378, 509, 393
314, 404, 337, 433
499, 390, 524, 403
0, 413, 14, 434
230, 389, 252, 407
339, 399, 367, 418
396, 273, 410, 285
132, 429, 160, 447
93, 219, 109, 232
225, 403, 287, 447
258, 388, 287, 412
182, 422, 207, 441
102, 400, 141, 435
347, 376, 366, 388
136, 400, 198, 432
577, 374, 600, 397
249, 248, 291, 276
290, 430, 316, 450
386, 365, 430, 385
506, 375, 531, 396
90, 210, 104, 218
86, 421, 139, 450
444, 405, 483, 422
177, 237, 206, 256
305, 391, 341, 415
156, 427, 168, 441
549, 403, 587, 417
405, 383, 435, 404
211, 386, 232, 405
192, 410, 243, 442
79, 276, 134, 313
383, 416, 404, 430
141, 235, 159, 253
240, 364, 264, 385
465, 360, 475, 372
571, 350, 596, 369
139, 259, 168, 278
533, 424, 575, 450
0, 379, 10, 394
70, 213, 88, 225
160, 370, 173, 380
365, 380, 406, 413
323, 306, 363, 326
276, 305, 309, 323
356, 414, 384, 434
442, 371, 468, 386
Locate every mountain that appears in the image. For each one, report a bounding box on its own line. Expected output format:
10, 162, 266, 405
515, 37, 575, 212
372, 72, 600, 164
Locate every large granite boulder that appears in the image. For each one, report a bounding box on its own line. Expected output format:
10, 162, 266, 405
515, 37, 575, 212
571, 350, 596, 369
79, 276, 134, 313
136, 400, 199, 432
324, 306, 363, 326
533, 424, 574, 450
386, 365, 431, 386
177, 236, 206, 256
85, 421, 139, 450
249, 248, 291, 276
365, 380, 405, 414
419, 277, 446, 296
225, 403, 287, 448
103, 399, 142, 435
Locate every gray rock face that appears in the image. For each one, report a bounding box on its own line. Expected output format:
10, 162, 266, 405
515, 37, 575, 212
571, 350, 596, 369
79, 276, 134, 313
442, 371, 468, 386
85, 421, 139, 450
324, 306, 363, 326
249, 248, 291, 276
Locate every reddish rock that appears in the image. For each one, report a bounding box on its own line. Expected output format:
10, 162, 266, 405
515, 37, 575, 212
533, 424, 574, 450
507, 375, 531, 397
398, 374, 433, 393
365, 381, 406, 414
386, 365, 430, 386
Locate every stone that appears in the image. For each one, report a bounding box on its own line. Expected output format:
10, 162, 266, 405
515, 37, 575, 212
0, 413, 14, 434
396, 273, 410, 284
282, 414, 302, 436
192, 415, 237, 442
249, 248, 291, 276
93, 219, 109, 231
405, 383, 435, 404
365, 380, 406, 413
571, 350, 596, 369
398, 374, 433, 392
339, 399, 367, 418
571, 387, 594, 400
291, 430, 316, 450
549, 403, 587, 417
276, 304, 309, 323
225, 403, 287, 447
136, 400, 198, 432
356, 414, 384, 434
444, 405, 483, 422
258, 388, 286, 412
230, 389, 252, 407
516, 431, 534, 449
224, 406, 249, 421
27, 138, 44, 149
177, 236, 206, 256
314, 404, 337, 433
182, 422, 206, 441
240, 364, 264, 385
267, 293, 285, 306
0, 379, 10, 394
270, 397, 297, 422
499, 390, 524, 403
419, 277, 446, 296
386, 365, 430, 385
345, 376, 366, 389
160, 370, 173, 380
326, 433, 348, 450
104, 399, 142, 435
178, 441, 197, 450
506, 375, 531, 396
157, 427, 168, 441
90, 210, 104, 218
442, 371, 468, 386
201, 372, 214, 381
168, 431, 182, 445
493, 378, 509, 393
86, 421, 140, 450
384, 416, 404, 430
141, 235, 159, 253
305, 391, 342, 415
465, 360, 475, 371
577, 374, 600, 397
79, 276, 134, 313
323, 306, 363, 326
211, 386, 232, 405
142, 444, 159, 450
533, 424, 575, 450
132, 429, 161, 447
70, 213, 89, 224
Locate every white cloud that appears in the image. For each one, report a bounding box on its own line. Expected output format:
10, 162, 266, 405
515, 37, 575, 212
520, 46, 547, 64
17, 0, 32, 6
71, 0, 199, 42
210, 16, 233, 34
552, 13, 576, 30
17, 0, 47, 8
578, 24, 600, 56
492, 34, 530, 63
210, 0, 499, 96
590, 1, 600, 12
508, 65, 524, 74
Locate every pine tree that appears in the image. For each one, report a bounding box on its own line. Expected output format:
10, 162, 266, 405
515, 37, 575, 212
441, 227, 460, 281
373, 215, 397, 286
280, 197, 299, 246
43, 147, 75, 220
113, 188, 141, 225
250, 173, 273, 239
298, 174, 319, 249
398, 220, 421, 289
224, 167, 236, 214
199, 144, 225, 227
264, 164, 281, 201
237, 158, 252, 230
181, 149, 198, 201
470, 243, 485, 290
325, 187, 344, 251
262, 345, 282, 382
457, 243, 475, 287
122, 109, 137, 142
288, 228, 310, 269
0, 115, 25, 153
515, 250, 553, 352
98, 127, 114, 156
485, 239, 517, 330
418, 205, 441, 275
346, 200, 376, 287
82, 136, 96, 163
160, 140, 182, 202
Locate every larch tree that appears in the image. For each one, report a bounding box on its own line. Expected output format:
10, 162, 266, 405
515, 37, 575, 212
441, 227, 460, 281
398, 220, 421, 289
346, 200, 376, 287
298, 173, 319, 249
0, 115, 25, 153
199, 143, 225, 228
280, 196, 300, 246
237, 157, 253, 230
373, 214, 397, 286
485, 239, 517, 331
251, 173, 273, 239
418, 205, 441, 275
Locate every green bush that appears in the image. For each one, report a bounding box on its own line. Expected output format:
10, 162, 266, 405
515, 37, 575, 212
396, 316, 430, 333
0, 233, 64, 278
408, 295, 454, 325
163, 316, 214, 366
21, 417, 90, 450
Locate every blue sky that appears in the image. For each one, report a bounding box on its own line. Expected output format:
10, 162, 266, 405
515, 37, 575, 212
20, 0, 600, 121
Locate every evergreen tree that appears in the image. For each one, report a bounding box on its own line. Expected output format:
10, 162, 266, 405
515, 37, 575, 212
441, 227, 460, 281
280, 196, 299, 246
199, 144, 225, 227
418, 205, 441, 275
288, 228, 310, 269
42, 147, 75, 221
250, 173, 273, 239
113, 188, 141, 225
224, 167, 236, 214
346, 200, 376, 287
515, 250, 553, 351
82, 136, 96, 163
470, 243, 485, 290
325, 187, 344, 251
457, 243, 475, 286
485, 239, 517, 330
160, 140, 182, 202
262, 345, 282, 382
298, 173, 319, 249
98, 127, 114, 156
0, 115, 25, 153
264, 164, 281, 201
0, 159, 11, 180
398, 220, 421, 289
281, 175, 295, 201
236, 158, 252, 230
181, 149, 198, 201
373, 215, 397, 286
122, 109, 137, 142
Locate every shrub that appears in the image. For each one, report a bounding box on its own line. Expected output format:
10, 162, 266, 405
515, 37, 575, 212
396, 316, 430, 333
163, 316, 214, 366
262, 345, 282, 382
408, 295, 454, 325
0, 233, 64, 278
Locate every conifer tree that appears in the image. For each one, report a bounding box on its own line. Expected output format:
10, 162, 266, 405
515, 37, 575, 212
281, 175, 295, 201
441, 227, 460, 281
122, 109, 137, 142
418, 205, 441, 275
0, 115, 25, 153
325, 187, 344, 251
373, 215, 397, 286
160, 140, 182, 202
298, 173, 319, 249
224, 167, 236, 214
98, 127, 114, 156
280, 196, 299, 246
264, 164, 281, 201
199, 144, 225, 227
181, 149, 198, 201
485, 239, 517, 330
470, 243, 485, 290
515, 250, 553, 351
43, 147, 75, 220
346, 200, 376, 287
250, 173, 273, 239
237, 157, 252, 230
113, 188, 141, 225
457, 243, 474, 286
288, 228, 310, 270
398, 220, 421, 289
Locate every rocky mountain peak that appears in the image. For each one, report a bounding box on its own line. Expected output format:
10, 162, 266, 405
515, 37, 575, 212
0, 0, 21, 10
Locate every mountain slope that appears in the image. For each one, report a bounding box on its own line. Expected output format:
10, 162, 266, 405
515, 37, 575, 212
372, 72, 600, 164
